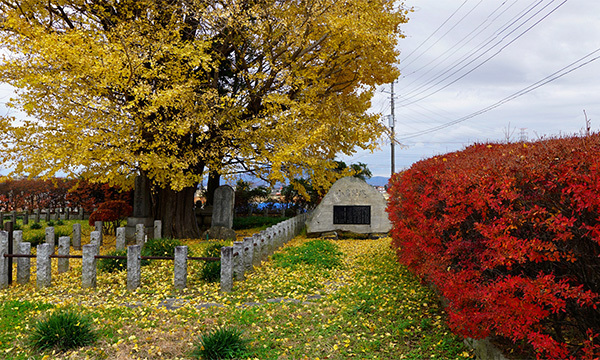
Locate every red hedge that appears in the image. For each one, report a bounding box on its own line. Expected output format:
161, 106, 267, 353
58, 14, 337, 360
387, 135, 600, 359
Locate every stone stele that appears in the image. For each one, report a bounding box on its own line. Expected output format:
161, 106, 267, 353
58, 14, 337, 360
306, 176, 391, 236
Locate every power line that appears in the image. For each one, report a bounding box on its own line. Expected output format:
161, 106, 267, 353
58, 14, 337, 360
396, 47, 600, 140
401, 0, 470, 64
398, 0, 568, 106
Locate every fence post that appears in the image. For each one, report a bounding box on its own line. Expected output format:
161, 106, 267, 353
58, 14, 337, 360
72, 223, 82, 250
253, 235, 262, 268
23, 211, 29, 225
94, 221, 103, 245
13, 229, 22, 255
17, 242, 31, 285
45, 227, 55, 248
90, 231, 101, 247
135, 224, 145, 246
37, 243, 52, 288
154, 220, 162, 239
34, 209, 40, 223
81, 244, 98, 288
53, 208, 59, 221
127, 245, 141, 290
173, 246, 188, 290
257, 233, 269, 262
44, 208, 50, 222
79, 207, 84, 220
220, 246, 233, 292
65, 208, 70, 220
58, 236, 70, 274
243, 237, 253, 273
0, 231, 7, 289
116, 227, 126, 251
233, 241, 244, 281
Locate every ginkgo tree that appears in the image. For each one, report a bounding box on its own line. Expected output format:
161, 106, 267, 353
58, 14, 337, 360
0, 0, 409, 238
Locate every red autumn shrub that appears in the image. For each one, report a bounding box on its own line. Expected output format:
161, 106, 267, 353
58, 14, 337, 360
89, 200, 132, 234
387, 134, 600, 359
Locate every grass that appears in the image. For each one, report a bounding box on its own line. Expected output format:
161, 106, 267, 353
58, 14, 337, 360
29, 309, 97, 351
0, 225, 474, 359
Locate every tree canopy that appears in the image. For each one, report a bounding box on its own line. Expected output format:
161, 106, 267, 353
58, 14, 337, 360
0, 0, 409, 237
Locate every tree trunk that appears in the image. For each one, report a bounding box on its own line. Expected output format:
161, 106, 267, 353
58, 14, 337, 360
155, 185, 200, 239
206, 170, 221, 207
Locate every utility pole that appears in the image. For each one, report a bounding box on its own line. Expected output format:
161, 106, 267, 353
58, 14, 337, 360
390, 81, 395, 177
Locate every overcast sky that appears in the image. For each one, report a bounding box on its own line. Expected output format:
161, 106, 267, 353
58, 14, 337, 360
340, 0, 600, 178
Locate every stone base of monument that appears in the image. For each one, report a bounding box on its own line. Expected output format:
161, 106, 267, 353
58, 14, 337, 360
202, 226, 236, 241
125, 217, 154, 243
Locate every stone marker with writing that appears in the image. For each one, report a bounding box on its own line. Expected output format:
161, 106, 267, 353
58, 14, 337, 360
306, 176, 391, 236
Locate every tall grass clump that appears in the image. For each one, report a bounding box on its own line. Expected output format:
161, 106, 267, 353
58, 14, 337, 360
192, 327, 250, 359
29, 309, 97, 352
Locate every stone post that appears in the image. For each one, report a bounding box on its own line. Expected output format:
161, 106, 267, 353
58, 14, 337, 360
90, 231, 101, 247
58, 236, 70, 274
220, 246, 233, 292
13, 230, 23, 254
34, 209, 40, 223
0, 232, 7, 289
153, 220, 162, 240
23, 212, 29, 226
243, 237, 254, 273
173, 246, 188, 290
81, 244, 98, 288
116, 227, 126, 251
252, 235, 261, 268
79, 207, 85, 220
45, 227, 55, 248
233, 241, 244, 281
17, 242, 31, 284
65, 208, 70, 220
127, 245, 141, 290
36, 243, 52, 288
94, 221, 103, 245
44, 208, 50, 222
135, 224, 145, 246
72, 223, 81, 250
53, 209, 59, 221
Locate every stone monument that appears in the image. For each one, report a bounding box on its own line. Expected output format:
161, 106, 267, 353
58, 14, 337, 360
306, 176, 391, 237
125, 175, 154, 243
202, 185, 236, 240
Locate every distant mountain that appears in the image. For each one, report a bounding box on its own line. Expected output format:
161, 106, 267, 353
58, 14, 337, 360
366, 176, 389, 187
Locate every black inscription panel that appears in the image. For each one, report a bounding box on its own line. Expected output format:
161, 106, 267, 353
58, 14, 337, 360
333, 206, 371, 225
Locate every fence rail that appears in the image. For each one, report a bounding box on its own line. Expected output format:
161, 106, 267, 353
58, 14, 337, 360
0, 213, 310, 292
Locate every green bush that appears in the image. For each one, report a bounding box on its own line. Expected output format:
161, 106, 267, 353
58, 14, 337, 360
26, 233, 45, 247
192, 327, 250, 359
273, 239, 344, 269
98, 249, 127, 273
143, 237, 184, 257
29, 222, 42, 230
56, 219, 64, 226
29, 309, 97, 352
47, 220, 55, 227
200, 243, 225, 283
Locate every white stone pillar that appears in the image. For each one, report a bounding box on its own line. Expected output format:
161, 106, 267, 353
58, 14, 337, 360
72, 223, 82, 250
232, 241, 244, 281
57, 236, 70, 274
81, 244, 98, 288
45, 227, 55, 248
173, 246, 188, 290
116, 227, 126, 251
127, 245, 141, 290
17, 242, 31, 284
220, 246, 233, 292
36, 243, 52, 288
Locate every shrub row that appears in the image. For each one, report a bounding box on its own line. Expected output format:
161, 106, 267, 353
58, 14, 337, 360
387, 134, 600, 359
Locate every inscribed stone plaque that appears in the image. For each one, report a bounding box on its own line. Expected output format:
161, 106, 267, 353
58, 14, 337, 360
306, 177, 391, 236
333, 206, 371, 225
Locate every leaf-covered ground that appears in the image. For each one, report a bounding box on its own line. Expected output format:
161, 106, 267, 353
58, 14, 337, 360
0, 234, 474, 359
